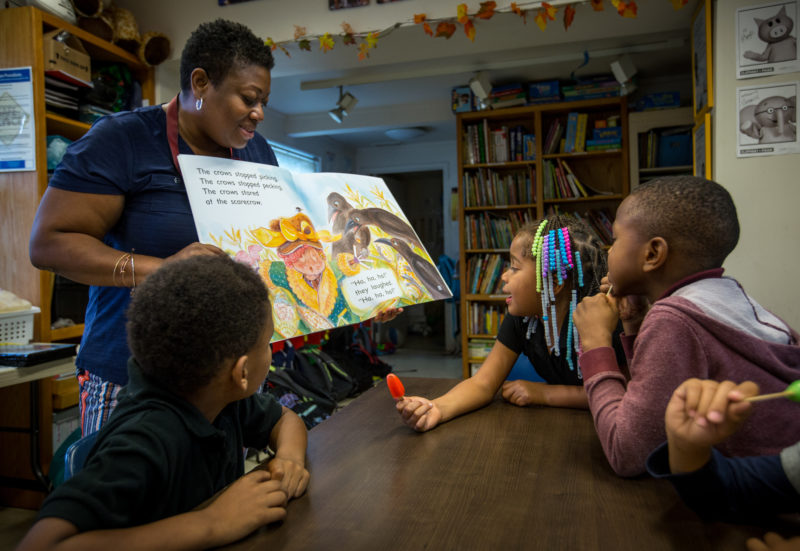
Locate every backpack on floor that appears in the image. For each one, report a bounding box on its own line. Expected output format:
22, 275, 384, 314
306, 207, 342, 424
297, 347, 359, 401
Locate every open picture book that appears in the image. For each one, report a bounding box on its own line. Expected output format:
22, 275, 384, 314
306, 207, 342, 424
179, 155, 452, 342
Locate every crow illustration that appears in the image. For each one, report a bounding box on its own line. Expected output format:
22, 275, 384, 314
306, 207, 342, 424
344, 208, 422, 249
326, 192, 354, 234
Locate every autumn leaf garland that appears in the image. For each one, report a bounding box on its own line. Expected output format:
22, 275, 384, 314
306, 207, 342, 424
264, 0, 688, 61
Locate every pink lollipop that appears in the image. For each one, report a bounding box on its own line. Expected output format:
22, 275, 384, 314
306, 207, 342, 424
386, 373, 405, 400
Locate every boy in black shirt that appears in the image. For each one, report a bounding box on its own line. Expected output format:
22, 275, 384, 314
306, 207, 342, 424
17, 255, 309, 550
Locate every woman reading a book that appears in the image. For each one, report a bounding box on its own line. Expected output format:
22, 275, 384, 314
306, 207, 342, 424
29, 19, 397, 436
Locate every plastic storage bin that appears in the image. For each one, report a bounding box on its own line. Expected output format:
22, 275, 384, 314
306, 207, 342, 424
0, 307, 41, 344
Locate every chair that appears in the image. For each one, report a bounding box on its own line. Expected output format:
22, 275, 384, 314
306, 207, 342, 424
63, 430, 99, 481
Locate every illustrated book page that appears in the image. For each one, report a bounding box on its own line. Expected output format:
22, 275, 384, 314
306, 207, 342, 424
179, 155, 452, 342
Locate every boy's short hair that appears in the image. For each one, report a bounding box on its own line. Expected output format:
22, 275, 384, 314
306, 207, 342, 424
628, 176, 739, 270
180, 19, 275, 92
127, 256, 271, 394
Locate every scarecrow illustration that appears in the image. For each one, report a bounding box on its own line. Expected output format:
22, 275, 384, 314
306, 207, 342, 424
252, 212, 356, 338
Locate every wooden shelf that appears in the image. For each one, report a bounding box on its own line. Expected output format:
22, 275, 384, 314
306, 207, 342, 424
628, 107, 694, 188
457, 97, 629, 378
46, 112, 92, 141
640, 165, 692, 174
464, 203, 536, 211
542, 194, 623, 204
463, 160, 536, 169
50, 324, 85, 341
542, 150, 622, 160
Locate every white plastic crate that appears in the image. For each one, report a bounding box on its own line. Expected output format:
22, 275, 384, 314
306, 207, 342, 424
0, 307, 40, 344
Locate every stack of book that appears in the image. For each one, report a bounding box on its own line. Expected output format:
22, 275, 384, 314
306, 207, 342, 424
488, 83, 526, 110
528, 80, 560, 104
561, 75, 620, 101
467, 338, 495, 362
468, 303, 506, 336
44, 75, 82, 119
543, 159, 614, 200
586, 119, 622, 151
563, 112, 589, 153
464, 210, 534, 250
466, 253, 508, 295
542, 119, 565, 154
463, 169, 535, 207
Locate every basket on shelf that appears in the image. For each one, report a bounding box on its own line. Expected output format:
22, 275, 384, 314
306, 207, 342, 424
0, 307, 41, 344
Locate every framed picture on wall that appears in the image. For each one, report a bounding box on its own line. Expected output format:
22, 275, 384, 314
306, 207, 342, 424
330, 0, 369, 10
736, 81, 799, 157
736, 1, 800, 79
693, 112, 712, 179
692, 0, 713, 118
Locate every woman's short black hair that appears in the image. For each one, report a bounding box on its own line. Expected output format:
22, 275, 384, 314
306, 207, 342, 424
127, 255, 271, 395
180, 19, 275, 92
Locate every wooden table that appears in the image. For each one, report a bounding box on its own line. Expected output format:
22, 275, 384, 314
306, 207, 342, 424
226, 378, 795, 550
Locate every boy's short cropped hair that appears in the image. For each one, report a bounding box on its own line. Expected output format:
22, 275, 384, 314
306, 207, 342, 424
127, 256, 271, 395
627, 175, 740, 270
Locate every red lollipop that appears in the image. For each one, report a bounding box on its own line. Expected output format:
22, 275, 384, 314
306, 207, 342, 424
386, 373, 405, 400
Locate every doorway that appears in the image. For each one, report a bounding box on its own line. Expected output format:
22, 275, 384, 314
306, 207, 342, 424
374, 170, 446, 353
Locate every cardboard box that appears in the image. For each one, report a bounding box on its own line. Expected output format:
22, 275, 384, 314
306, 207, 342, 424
52, 374, 79, 410
43, 30, 90, 85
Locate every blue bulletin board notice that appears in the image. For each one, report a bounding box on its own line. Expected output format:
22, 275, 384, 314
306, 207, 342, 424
0, 67, 36, 172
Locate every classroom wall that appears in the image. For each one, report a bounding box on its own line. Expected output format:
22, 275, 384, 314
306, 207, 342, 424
355, 141, 459, 261
713, 0, 800, 328
114, 0, 492, 59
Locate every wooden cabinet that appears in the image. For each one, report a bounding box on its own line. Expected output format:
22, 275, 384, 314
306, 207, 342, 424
628, 107, 694, 189
0, 6, 154, 343
456, 98, 629, 378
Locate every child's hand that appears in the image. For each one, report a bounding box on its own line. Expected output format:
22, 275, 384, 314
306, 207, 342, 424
501, 380, 548, 407
374, 307, 404, 323
396, 396, 441, 432
601, 276, 650, 332
747, 532, 800, 551
266, 456, 310, 499
204, 470, 287, 545
573, 294, 618, 352
665, 378, 758, 473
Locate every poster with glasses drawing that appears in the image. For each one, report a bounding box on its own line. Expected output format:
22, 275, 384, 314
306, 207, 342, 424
736, 1, 800, 79
736, 82, 798, 157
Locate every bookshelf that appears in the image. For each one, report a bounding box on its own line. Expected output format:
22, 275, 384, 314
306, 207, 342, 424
456, 97, 629, 378
0, 6, 154, 344
628, 107, 694, 188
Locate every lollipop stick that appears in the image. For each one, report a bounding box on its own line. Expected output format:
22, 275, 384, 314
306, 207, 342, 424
744, 390, 792, 403
744, 380, 800, 403
606, 285, 613, 297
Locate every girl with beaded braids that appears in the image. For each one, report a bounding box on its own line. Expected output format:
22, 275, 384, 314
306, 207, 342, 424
395, 215, 625, 432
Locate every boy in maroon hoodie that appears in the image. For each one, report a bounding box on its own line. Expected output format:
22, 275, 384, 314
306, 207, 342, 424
573, 175, 800, 477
